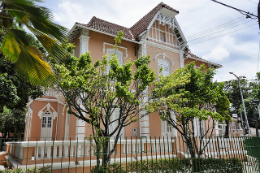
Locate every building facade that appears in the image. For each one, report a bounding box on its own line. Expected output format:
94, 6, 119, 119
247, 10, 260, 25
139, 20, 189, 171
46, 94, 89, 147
24, 2, 223, 142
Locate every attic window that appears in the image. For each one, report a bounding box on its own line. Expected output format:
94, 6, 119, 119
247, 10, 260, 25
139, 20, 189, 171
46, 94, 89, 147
160, 32, 165, 42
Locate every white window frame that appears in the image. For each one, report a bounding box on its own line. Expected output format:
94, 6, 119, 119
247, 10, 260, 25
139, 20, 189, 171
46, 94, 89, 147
158, 59, 171, 77
160, 32, 165, 42
193, 118, 206, 137
40, 110, 53, 141
107, 49, 123, 73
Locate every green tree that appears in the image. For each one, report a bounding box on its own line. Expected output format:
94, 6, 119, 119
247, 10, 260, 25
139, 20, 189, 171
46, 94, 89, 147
150, 62, 230, 172
0, 107, 26, 138
0, 52, 43, 112
0, 0, 68, 85
54, 31, 156, 172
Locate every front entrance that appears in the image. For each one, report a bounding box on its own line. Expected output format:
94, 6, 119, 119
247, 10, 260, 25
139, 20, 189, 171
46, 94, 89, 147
40, 111, 53, 141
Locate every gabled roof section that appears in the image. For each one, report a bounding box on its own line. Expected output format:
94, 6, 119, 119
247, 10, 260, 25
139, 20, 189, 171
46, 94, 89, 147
185, 52, 223, 69
130, 2, 179, 39
76, 17, 134, 40
68, 2, 180, 42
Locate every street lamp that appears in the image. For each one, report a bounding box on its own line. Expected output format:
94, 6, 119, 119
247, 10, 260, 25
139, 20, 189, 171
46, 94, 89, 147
229, 72, 251, 136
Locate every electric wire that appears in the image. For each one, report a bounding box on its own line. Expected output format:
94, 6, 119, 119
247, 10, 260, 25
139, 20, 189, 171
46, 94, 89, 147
189, 23, 257, 46
187, 17, 246, 39
247, 0, 258, 4
211, 0, 258, 18
188, 19, 255, 42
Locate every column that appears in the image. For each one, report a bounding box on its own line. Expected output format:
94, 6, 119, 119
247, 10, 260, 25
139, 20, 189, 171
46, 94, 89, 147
138, 43, 150, 137
79, 29, 90, 55
179, 51, 185, 68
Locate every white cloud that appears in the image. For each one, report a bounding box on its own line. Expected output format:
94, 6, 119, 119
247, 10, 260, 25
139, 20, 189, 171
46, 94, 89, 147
203, 46, 230, 61
44, 0, 258, 82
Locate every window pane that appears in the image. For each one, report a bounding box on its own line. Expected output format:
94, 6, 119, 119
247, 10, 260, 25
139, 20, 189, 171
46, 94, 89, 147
160, 33, 165, 42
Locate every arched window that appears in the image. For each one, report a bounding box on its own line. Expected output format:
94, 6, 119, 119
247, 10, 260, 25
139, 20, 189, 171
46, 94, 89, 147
158, 59, 171, 77
107, 49, 123, 72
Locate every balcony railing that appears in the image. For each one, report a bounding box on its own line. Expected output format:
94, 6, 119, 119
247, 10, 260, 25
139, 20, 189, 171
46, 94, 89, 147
6, 138, 175, 166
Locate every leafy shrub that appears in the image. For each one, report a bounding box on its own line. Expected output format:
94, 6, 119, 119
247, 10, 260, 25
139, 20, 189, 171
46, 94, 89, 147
0, 166, 51, 173
91, 157, 243, 173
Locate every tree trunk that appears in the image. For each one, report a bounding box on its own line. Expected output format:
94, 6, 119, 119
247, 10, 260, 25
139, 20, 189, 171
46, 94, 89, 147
186, 136, 201, 172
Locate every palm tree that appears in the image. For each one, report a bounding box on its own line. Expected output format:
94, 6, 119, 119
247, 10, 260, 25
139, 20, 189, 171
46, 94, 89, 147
0, 0, 68, 86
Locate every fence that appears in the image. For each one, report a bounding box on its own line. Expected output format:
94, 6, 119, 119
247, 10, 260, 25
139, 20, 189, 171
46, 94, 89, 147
0, 136, 259, 173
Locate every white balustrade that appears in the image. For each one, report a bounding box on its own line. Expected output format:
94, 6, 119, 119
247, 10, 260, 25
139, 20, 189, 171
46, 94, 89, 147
42, 87, 59, 97
5, 139, 175, 161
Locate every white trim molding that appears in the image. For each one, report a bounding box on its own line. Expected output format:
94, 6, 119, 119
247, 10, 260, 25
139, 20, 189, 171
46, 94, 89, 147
103, 42, 128, 58
141, 40, 180, 54
79, 35, 90, 55
38, 103, 58, 120
155, 53, 174, 66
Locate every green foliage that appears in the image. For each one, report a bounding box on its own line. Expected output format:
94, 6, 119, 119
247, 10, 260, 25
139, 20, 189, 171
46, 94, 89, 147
92, 157, 243, 173
0, 0, 68, 85
151, 62, 231, 163
55, 31, 156, 169
1, 166, 51, 173
0, 107, 26, 138
0, 54, 43, 113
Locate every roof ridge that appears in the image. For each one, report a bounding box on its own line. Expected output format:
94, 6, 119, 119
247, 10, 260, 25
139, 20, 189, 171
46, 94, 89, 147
130, 2, 179, 39
90, 16, 130, 29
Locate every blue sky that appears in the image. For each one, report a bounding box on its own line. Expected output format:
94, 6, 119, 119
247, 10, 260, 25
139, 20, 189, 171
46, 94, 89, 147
43, 0, 259, 82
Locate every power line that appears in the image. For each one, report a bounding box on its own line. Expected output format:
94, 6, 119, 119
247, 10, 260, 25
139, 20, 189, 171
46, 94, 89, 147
188, 19, 255, 42
247, 0, 258, 4
211, 0, 258, 18
187, 17, 246, 39
189, 23, 257, 46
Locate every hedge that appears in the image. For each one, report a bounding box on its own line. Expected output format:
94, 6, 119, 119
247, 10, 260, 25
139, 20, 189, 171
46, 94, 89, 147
92, 157, 243, 173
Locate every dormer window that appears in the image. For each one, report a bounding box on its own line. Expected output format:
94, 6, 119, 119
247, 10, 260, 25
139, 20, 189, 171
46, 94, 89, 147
160, 32, 165, 42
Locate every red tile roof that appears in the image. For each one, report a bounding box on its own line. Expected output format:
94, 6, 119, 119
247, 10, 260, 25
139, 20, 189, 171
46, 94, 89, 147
76, 17, 134, 40
71, 2, 221, 69
76, 2, 179, 41
130, 2, 179, 39
185, 52, 222, 68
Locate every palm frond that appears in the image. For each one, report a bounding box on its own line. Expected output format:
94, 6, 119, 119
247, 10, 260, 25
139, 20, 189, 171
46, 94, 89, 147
15, 46, 55, 86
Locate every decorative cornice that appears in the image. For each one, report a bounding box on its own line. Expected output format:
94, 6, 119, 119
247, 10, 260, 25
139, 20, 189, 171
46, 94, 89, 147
35, 98, 58, 102
155, 53, 174, 66
103, 42, 128, 58
38, 103, 58, 119
141, 40, 180, 54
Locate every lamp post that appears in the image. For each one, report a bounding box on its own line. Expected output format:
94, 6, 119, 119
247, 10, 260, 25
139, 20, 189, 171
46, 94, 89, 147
229, 72, 251, 136
251, 100, 260, 137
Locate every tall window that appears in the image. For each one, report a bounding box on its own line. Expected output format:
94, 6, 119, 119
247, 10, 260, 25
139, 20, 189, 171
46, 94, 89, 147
194, 118, 205, 137
107, 49, 123, 72
160, 32, 165, 42
158, 59, 170, 77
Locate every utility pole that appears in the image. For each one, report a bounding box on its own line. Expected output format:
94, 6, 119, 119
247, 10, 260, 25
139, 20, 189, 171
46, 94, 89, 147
229, 72, 251, 136
258, 0, 260, 29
